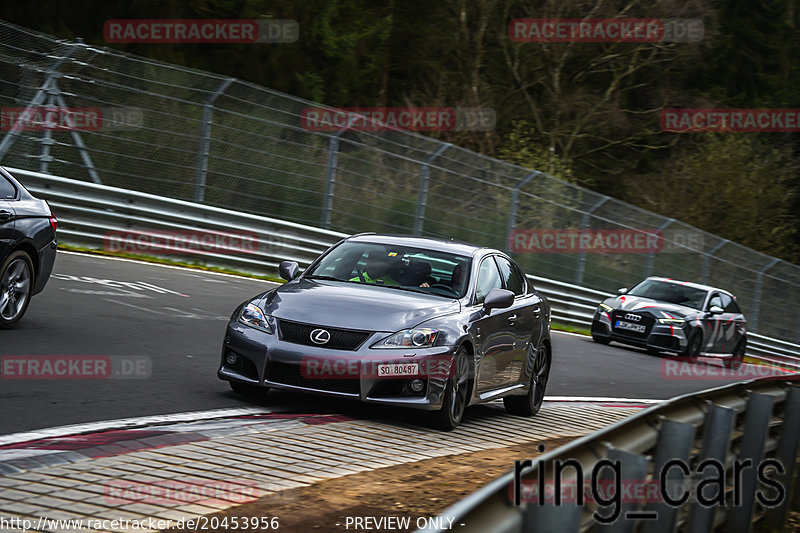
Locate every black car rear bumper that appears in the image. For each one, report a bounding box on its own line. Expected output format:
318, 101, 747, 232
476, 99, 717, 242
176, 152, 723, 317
33, 239, 57, 295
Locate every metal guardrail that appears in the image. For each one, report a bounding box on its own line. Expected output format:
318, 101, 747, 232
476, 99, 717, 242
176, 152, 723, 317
14, 167, 346, 271
2, 20, 800, 343
417, 378, 800, 533
9, 167, 800, 369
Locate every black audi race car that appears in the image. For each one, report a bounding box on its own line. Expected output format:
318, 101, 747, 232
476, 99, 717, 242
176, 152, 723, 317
591, 277, 747, 368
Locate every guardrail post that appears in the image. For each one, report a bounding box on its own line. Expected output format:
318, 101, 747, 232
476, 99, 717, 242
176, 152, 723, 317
413, 144, 450, 236
644, 218, 673, 277
763, 386, 800, 529
575, 196, 609, 285
321, 127, 348, 229
687, 402, 736, 533
726, 392, 774, 532
750, 258, 780, 333
701, 239, 729, 285
522, 497, 581, 531
598, 448, 649, 533
505, 171, 542, 253
642, 419, 695, 533
194, 77, 235, 203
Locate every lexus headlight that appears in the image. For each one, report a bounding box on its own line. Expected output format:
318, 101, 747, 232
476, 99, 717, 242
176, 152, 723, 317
598, 303, 613, 312
375, 328, 439, 348
238, 302, 272, 333
657, 318, 685, 325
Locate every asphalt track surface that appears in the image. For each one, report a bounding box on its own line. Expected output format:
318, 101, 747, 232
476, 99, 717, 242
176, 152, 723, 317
0, 252, 748, 436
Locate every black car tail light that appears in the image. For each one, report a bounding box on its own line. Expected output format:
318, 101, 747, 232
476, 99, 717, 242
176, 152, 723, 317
49, 214, 58, 232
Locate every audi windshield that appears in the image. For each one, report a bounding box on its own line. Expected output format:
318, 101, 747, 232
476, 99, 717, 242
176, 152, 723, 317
626, 279, 708, 310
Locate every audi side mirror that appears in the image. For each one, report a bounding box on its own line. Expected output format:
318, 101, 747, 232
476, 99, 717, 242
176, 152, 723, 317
708, 305, 724, 315
483, 288, 514, 313
279, 261, 300, 281
617, 287, 628, 295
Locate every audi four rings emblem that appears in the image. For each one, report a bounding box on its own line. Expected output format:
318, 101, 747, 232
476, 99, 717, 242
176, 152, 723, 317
624, 313, 641, 321
310, 328, 331, 344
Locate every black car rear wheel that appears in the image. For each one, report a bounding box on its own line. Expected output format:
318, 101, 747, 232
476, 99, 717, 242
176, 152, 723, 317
504, 344, 550, 416
682, 329, 703, 363
432, 346, 470, 430
0, 251, 33, 329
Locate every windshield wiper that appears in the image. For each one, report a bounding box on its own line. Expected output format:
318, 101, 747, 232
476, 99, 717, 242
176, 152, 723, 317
380, 285, 440, 296
304, 275, 346, 282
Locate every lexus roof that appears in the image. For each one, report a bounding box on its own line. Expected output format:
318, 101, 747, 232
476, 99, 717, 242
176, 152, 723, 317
347, 233, 489, 256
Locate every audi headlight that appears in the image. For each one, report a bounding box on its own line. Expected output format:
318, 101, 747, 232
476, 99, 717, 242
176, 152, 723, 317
375, 328, 439, 348
238, 302, 272, 333
657, 318, 685, 325
598, 303, 613, 312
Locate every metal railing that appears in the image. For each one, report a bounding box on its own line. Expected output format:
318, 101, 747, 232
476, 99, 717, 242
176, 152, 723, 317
9, 166, 800, 369
1, 20, 800, 342
417, 378, 800, 532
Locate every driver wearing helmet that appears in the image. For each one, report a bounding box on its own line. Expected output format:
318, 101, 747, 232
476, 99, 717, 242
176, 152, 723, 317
350, 249, 400, 285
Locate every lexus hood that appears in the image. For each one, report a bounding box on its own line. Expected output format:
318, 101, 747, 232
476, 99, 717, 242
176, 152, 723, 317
253, 278, 461, 331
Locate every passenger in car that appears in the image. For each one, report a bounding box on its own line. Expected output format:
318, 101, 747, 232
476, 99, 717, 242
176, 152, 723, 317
399, 260, 435, 287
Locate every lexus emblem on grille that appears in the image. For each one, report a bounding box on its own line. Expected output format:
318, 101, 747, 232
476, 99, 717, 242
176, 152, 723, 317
310, 328, 331, 344
624, 313, 642, 322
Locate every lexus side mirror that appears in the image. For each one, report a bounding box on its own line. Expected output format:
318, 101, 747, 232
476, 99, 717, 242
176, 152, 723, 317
483, 288, 514, 312
279, 260, 299, 281
617, 287, 628, 295
708, 305, 724, 315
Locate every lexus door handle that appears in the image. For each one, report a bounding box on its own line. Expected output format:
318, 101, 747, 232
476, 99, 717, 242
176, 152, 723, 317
508, 314, 517, 324
0, 210, 12, 221
533, 307, 541, 318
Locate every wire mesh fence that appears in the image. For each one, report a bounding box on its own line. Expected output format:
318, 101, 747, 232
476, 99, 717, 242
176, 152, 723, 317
1, 19, 798, 342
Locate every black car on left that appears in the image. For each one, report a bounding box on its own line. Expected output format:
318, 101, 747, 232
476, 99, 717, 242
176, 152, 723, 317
219, 233, 552, 430
0, 166, 58, 329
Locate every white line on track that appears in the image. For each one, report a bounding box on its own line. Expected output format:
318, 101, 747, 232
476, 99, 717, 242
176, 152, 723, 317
59, 250, 279, 283
546, 396, 662, 404
0, 407, 274, 447
0, 397, 661, 448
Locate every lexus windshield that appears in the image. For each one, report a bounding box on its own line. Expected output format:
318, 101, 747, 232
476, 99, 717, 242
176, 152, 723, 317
305, 241, 471, 298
